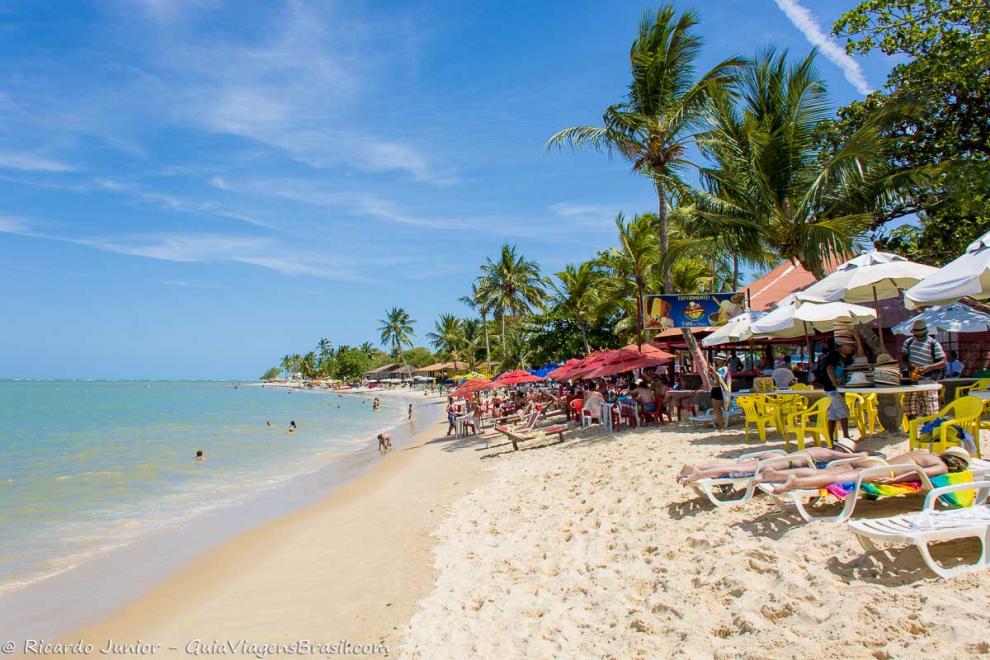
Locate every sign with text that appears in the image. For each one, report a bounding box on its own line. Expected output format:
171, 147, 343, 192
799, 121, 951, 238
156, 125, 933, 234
643, 292, 745, 329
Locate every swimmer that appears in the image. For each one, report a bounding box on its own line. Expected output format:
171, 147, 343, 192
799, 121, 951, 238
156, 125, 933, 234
288, 420, 297, 434
266, 420, 272, 428
195, 450, 205, 461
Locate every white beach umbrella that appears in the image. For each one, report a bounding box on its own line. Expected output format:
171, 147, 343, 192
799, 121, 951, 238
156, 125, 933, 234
702, 311, 765, 347
892, 303, 990, 336
904, 230, 990, 309
797, 250, 937, 304
750, 300, 877, 339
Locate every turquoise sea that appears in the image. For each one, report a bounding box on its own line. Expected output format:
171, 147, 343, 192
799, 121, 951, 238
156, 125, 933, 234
0, 380, 416, 599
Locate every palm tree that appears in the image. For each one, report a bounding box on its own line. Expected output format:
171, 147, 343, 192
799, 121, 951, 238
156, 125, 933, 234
478, 244, 547, 354
378, 307, 416, 360
550, 262, 602, 354
459, 283, 492, 370
426, 314, 462, 357
458, 318, 483, 370
596, 213, 659, 345
694, 48, 920, 277
280, 354, 294, 379
548, 4, 742, 289
359, 341, 377, 357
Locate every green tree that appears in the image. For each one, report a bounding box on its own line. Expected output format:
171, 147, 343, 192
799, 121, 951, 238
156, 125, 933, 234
401, 347, 435, 368
826, 0, 989, 262
260, 366, 281, 381
378, 307, 416, 360
316, 338, 334, 376
300, 352, 318, 379
548, 4, 742, 289
595, 213, 659, 345
333, 347, 372, 381
458, 318, 483, 370
478, 244, 547, 355
426, 314, 463, 357
549, 262, 603, 354
459, 283, 493, 370
693, 48, 920, 277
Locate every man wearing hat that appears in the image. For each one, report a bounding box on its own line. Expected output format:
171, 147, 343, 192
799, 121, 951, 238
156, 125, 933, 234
817, 324, 862, 443
901, 320, 946, 420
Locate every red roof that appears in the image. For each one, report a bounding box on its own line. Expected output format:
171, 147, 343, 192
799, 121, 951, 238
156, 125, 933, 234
745, 262, 823, 311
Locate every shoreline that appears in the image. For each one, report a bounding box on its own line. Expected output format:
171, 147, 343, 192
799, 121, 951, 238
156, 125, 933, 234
0, 387, 439, 642
58, 400, 490, 655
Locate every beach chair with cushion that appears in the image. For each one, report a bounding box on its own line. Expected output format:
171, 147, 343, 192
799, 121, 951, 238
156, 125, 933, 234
849, 481, 990, 578
759, 464, 976, 524
908, 396, 983, 456
484, 409, 539, 449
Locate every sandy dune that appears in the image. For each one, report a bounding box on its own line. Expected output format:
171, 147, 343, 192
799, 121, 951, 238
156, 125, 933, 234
401, 424, 990, 659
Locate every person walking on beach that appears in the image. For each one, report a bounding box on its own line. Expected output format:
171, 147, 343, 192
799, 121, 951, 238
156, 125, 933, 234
446, 397, 457, 436
408, 403, 413, 420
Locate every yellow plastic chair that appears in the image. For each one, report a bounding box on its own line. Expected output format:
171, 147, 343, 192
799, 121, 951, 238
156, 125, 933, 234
790, 383, 813, 391
908, 395, 984, 456
773, 393, 807, 430
957, 378, 990, 397
784, 397, 832, 451
736, 395, 778, 443
753, 377, 776, 393
862, 393, 883, 436
845, 392, 868, 438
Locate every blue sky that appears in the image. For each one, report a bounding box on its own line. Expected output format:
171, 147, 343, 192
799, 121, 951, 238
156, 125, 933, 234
0, 0, 900, 378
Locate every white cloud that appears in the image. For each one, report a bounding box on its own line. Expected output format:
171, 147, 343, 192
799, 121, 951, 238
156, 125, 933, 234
208, 175, 228, 190
0, 151, 75, 173
773, 0, 872, 95
0, 215, 369, 281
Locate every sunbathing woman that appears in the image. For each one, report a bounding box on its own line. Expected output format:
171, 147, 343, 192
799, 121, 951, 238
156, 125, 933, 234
763, 447, 971, 494
676, 440, 866, 485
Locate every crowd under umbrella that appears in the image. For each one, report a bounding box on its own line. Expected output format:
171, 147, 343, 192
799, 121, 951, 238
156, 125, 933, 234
905, 230, 990, 309
702, 310, 765, 347
796, 250, 937, 352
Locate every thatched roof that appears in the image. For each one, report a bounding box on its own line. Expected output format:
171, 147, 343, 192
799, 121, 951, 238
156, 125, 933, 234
413, 360, 466, 374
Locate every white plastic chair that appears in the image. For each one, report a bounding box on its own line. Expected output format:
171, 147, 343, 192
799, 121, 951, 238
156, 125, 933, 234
849, 481, 990, 578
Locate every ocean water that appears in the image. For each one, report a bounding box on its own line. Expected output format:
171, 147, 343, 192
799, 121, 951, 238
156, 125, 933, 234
0, 380, 413, 598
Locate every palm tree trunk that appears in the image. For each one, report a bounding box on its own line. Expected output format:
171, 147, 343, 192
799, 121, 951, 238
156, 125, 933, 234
682, 328, 712, 390
482, 311, 492, 369
732, 253, 739, 290
500, 314, 507, 354
580, 324, 591, 354
656, 180, 671, 292
635, 280, 645, 346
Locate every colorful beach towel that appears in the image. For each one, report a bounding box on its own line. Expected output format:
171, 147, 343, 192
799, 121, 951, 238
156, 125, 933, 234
820, 471, 974, 508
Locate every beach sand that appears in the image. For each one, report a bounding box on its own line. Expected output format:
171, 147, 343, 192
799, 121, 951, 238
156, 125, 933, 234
401, 424, 990, 659
66, 407, 491, 656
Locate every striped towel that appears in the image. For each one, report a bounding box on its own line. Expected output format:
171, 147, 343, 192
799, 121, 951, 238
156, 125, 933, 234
820, 471, 974, 508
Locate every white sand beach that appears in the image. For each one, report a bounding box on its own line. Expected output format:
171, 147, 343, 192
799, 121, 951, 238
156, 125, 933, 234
401, 424, 990, 659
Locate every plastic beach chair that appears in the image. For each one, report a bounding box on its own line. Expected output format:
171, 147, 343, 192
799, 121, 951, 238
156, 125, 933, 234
908, 396, 983, 456
783, 397, 831, 451
849, 481, 990, 578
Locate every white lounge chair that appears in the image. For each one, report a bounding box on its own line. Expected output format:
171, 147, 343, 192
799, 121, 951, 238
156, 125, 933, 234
759, 463, 936, 524
689, 449, 808, 508
849, 481, 990, 578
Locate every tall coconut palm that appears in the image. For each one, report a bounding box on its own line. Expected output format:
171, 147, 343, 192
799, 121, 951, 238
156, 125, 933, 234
378, 307, 416, 360
596, 213, 659, 345
550, 262, 603, 354
459, 283, 492, 369
478, 244, 547, 354
548, 4, 742, 289
694, 48, 922, 277
458, 318, 482, 370
426, 313, 463, 357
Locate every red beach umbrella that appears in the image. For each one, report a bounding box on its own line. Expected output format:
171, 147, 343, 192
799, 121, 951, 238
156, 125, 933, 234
546, 358, 581, 380
451, 377, 492, 398
495, 370, 544, 385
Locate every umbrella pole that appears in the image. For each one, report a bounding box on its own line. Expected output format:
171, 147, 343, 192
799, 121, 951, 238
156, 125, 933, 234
803, 321, 813, 364
873, 285, 886, 353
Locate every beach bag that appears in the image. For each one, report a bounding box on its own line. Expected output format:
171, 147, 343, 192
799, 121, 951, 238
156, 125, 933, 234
918, 417, 977, 454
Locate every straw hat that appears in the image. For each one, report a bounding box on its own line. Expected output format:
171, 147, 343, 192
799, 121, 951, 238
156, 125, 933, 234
912, 319, 928, 333
874, 353, 898, 366
941, 446, 971, 467
845, 372, 872, 386
834, 438, 857, 453
833, 323, 856, 346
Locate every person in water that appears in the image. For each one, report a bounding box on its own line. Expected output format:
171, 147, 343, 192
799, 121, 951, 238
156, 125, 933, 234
408, 403, 413, 420
195, 450, 205, 461
288, 420, 297, 434
266, 420, 272, 428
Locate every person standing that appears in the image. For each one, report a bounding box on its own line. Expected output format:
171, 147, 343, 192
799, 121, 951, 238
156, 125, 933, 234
408, 403, 413, 420
708, 355, 731, 430
817, 326, 861, 443
901, 320, 946, 420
